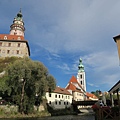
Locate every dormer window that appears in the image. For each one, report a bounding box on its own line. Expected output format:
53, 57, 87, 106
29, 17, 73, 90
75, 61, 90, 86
17, 37, 21, 40
4, 36, 7, 40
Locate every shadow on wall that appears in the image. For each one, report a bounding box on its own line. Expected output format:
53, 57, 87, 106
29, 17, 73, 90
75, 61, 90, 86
46, 101, 77, 116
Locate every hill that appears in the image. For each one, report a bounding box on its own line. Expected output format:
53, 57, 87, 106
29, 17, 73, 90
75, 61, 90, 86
0, 57, 21, 73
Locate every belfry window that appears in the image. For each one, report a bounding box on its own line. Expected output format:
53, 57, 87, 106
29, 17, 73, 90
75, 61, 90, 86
80, 75, 82, 79
81, 81, 82, 85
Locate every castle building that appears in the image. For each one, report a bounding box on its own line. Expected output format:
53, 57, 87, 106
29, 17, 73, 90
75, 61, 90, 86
0, 10, 30, 58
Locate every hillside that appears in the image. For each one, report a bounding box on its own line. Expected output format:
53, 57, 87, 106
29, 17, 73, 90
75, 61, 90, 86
0, 57, 21, 73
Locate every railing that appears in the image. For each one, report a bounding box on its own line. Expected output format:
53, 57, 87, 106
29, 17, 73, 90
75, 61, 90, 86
93, 106, 120, 120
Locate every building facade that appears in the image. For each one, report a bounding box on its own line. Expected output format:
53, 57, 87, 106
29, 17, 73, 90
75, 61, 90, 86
0, 10, 30, 58
46, 87, 73, 109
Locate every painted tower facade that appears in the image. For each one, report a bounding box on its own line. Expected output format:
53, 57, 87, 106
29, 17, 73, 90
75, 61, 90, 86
0, 10, 30, 58
77, 58, 86, 92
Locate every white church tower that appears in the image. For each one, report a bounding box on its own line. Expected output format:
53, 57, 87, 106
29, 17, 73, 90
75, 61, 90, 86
77, 58, 86, 92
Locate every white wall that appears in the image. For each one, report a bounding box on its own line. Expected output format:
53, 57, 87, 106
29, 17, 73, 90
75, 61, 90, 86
46, 92, 73, 109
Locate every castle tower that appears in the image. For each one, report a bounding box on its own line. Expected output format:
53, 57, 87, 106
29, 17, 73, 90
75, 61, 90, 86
0, 9, 30, 58
77, 58, 86, 91
10, 9, 25, 37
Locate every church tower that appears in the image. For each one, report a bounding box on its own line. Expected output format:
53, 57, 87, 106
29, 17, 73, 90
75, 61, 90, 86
0, 9, 30, 58
77, 58, 86, 91
10, 9, 25, 37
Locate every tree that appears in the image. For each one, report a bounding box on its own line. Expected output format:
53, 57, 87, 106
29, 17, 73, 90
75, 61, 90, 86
91, 90, 101, 99
4, 57, 56, 114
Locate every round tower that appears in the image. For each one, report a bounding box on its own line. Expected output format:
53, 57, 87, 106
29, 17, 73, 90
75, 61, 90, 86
77, 58, 86, 91
10, 9, 25, 37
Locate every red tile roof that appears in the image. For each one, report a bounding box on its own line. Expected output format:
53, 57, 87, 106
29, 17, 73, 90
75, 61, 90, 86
66, 81, 83, 93
66, 82, 76, 91
68, 76, 85, 92
69, 76, 77, 83
0, 34, 24, 40
54, 87, 71, 95
86, 92, 98, 99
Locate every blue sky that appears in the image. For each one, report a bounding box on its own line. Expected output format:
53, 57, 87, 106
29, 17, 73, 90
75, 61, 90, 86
0, 0, 120, 92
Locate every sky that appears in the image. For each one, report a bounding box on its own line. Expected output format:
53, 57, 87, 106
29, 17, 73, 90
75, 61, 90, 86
0, 0, 120, 92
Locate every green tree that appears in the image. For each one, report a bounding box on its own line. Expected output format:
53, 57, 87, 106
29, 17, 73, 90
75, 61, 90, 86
4, 57, 56, 114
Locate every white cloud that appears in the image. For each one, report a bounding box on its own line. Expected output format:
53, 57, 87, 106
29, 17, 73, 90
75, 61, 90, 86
87, 82, 99, 87
1, 0, 120, 92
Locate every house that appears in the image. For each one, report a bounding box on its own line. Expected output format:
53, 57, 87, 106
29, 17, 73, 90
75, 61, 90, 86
86, 92, 98, 101
46, 86, 73, 109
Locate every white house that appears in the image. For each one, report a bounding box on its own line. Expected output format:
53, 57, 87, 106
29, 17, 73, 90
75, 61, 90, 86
86, 92, 98, 101
46, 86, 73, 109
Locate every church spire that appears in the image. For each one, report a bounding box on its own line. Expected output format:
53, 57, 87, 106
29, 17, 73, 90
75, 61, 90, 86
10, 9, 25, 37
77, 58, 86, 91
78, 58, 84, 72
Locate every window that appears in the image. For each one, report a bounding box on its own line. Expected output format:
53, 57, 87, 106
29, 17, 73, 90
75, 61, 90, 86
8, 43, 11, 47
81, 81, 82, 85
80, 75, 82, 79
49, 101, 51, 104
16, 50, 19, 54
4, 36, 7, 40
59, 95, 60, 98
0, 49, 1, 53
66, 96, 67, 99
62, 95, 63, 98
0, 42, 2, 46
49, 93, 51, 97
68, 96, 70, 99
59, 101, 61, 105
55, 94, 57, 98
18, 43, 20, 47
64, 102, 65, 105
67, 102, 68, 105
17, 37, 21, 40
7, 50, 10, 54
55, 101, 57, 105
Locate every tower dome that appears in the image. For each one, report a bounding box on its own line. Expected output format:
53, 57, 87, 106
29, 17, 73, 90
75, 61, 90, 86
78, 58, 84, 72
10, 9, 25, 37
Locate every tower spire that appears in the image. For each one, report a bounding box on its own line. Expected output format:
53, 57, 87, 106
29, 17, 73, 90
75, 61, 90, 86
77, 58, 86, 91
78, 58, 84, 72
10, 9, 25, 37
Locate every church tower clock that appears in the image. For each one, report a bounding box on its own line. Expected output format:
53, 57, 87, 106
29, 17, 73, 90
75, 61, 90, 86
77, 58, 86, 91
